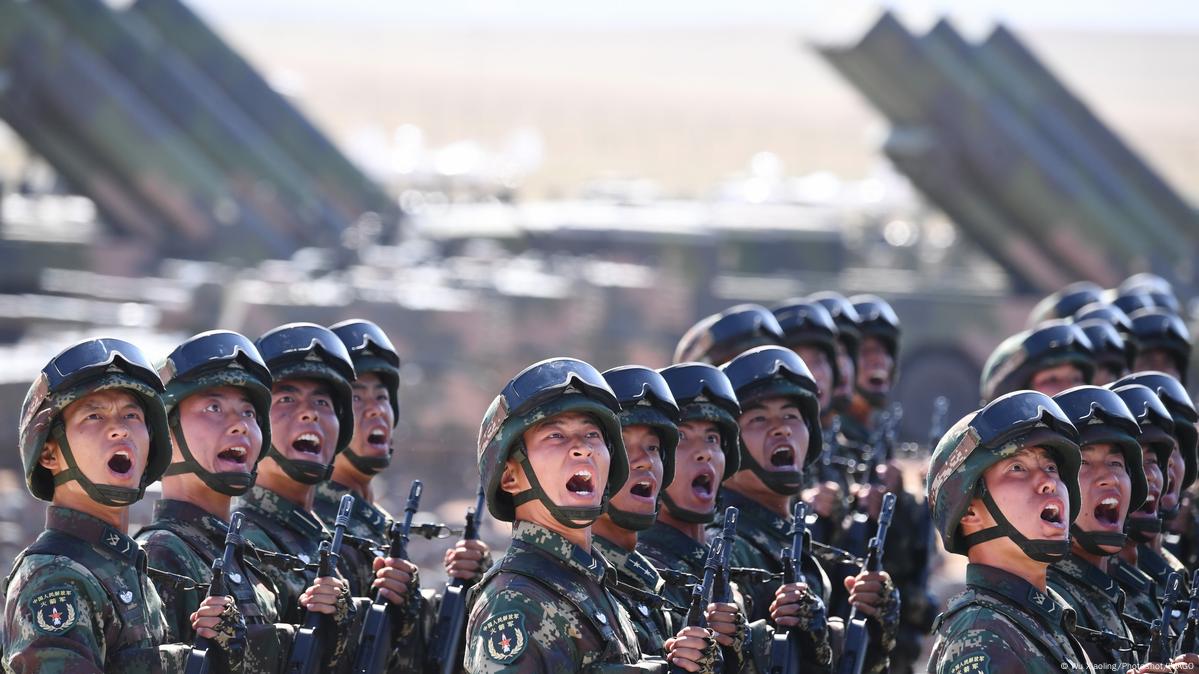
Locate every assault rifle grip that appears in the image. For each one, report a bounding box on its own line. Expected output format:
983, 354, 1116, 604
183, 512, 245, 674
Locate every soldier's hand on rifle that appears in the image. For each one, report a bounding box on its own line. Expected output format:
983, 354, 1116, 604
372, 556, 418, 605
803, 481, 843, 518
770, 581, 825, 628
191, 594, 240, 640
444, 538, 491, 581
665, 625, 718, 673
879, 461, 903, 492
300, 576, 348, 615
843, 570, 892, 618
704, 601, 747, 648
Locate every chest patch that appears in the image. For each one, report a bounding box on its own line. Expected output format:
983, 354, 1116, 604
946, 652, 990, 674
30, 586, 79, 635
481, 611, 528, 664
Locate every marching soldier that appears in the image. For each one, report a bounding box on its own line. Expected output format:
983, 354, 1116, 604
980, 320, 1095, 403
674, 304, 784, 367
466, 357, 716, 672
808, 292, 861, 418
3, 338, 231, 672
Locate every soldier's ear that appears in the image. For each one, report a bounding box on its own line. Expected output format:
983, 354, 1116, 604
500, 459, 527, 495
39, 440, 61, 471
958, 498, 986, 530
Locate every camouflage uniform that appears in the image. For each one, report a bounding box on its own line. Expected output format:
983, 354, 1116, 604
929, 564, 1092, 674
136, 498, 289, 673
464, 521, 647, 673
2, 506, 189, 673
1138, 542, 1190, 598
1046, 553, 1138, 671
1110, 557, 1160, 631
593, 535, 672, 656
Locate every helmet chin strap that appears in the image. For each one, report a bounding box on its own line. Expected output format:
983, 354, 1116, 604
1125, 515, 1162, 543
509, 445, 606, 529
659, 491, 716, 524
342, 447, 391, 476
607, 504, 657, 531
266, 446, 332, 485
739, 449, 803, 496
1069, 524, 1127, 556
961, 481, 1070, 563
161, 411, 256, 497
49, 424, 144, 507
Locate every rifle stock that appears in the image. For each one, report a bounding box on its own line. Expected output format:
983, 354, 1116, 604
285, 493, 354, 674
429, 483, 487, 674
669, 537, 724, 674
352, 480, 423, 674
184, 512, 245, 674
768, 500, 810, 674
835, 492, 896, 674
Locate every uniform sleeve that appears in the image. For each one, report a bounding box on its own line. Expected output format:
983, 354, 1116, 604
3, 559, 111, 674
464, 581, 572, 674
139, 530, 206, 644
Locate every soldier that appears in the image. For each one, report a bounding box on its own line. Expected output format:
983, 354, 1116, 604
466, 357, 715, 672
136, 330, 307, 673
980, 320, 1095, 403
808, 292, 861, 418
925, 389, 1094, 673
3, 338, 233, 671
1047, 385, 1147, 671
1129, 308, 1191, 384
716, 345, 899, 672
674, 304, 783, 366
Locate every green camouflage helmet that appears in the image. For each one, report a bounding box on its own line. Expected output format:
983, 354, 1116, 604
980, 320, 1096, 404
673, 304, 783, 366
478, 358, 628, 527
19, 338, 172, 505
927, 390, 1081, 560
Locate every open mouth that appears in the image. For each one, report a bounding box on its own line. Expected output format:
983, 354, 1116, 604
868, 374, 887, 387
1139, 495, 1158, 515
217, 446, 249, 465
770, 445, 796, 468
566, 470, 594, 495
366, 429, 388, 448
108, 450, 133, 476
630, 480, 654, 499
1040, 502, 1063, 525
692, 473, 713, 498
1094, 497, 1121, 526
292, 433, 322, 455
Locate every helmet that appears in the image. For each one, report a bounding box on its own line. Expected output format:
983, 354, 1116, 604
602, 366, 680, 531
1118, 273, 1181, 314
809, 291, 862, 356
1052, 386, 1146, 554
673, 304, 783, 366
1072, 302, 1134, 338
1075, 319, 1134, 376
721, 346, 823, 495
1028, 282, 1104, 326
478, 358, 626, 527
1129, 308, 1191, 382
1110, 291, 1156, 318
159, 331, 273, 496
926, 390, 1081, 562
20, 338, 172, 505
1113, 372, 1197, 492
1110, 383, 1177, 541
980, 321, 1095, 404
330, 319, 401, 476
848, 294, 900, 362
255, 323, 356, 484
772, 300, 841, 390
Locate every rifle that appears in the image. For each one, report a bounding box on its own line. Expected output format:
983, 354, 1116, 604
1178, 569, 1199, 654
353, 480, 423, 674
1147, 571, 1184, 664
184, 512, 246, 674
428, 482, 486, 674
835, 492, 896, 674
768, 500, 810, 674
843, 406, 901, 556
711, 507, 740, 671
669, 537, 725, 674
285, 494, 354, 674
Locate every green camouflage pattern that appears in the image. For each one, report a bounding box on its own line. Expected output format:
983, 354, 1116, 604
927, 564, 1091, 674
464, 521, 644, 672
1109, 557, 1159, 629
477, 393, 628, 523
136, 498, 288, 674
1, 506, 177, 673
1046, 553, 1137, 671
593, 535, 671, 657
926, 415, 1081, 556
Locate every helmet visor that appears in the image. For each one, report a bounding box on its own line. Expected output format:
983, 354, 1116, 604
257, 324, 356, 382
603, 367, 679, 420
330, 320, 400, 367
501, 358, 619, 421
45, 338, 162, 395
972, 390, 1079, 450
161, 331, 270, 386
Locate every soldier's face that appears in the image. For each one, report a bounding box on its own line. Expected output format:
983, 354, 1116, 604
855, 337, 892, 396
176, 386, 263, 475
665, 420, 725, 514
832, 341, 855, 408
792, 345, 833, 411
1130, 445, 1163, 521
348, 373, 394, 462
1028, 364, 1085, 397
510, 412, 610, 512
1073, 443, 1131, 546
47, 389, 150, 491
1134, 349, 1181, 381
738, 397, 808, 473
1161, 446, 1184, 512
973, 446, 1069, 545
609, 425, 665, 517
1090, 364, 1125, 387
269, 378, 339, 467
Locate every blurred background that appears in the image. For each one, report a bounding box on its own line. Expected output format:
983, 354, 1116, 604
0, 0, 1196, 583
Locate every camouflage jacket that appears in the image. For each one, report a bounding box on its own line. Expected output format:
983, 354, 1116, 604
234, 485, 356, 670
136, 498, 290, 674
1110, 556, 1160, 630
1047, 553, 1138, 671
464, 521, 649, 673
1, 506, 188, 673
1137, 543, 1191, 598
928, 564, 1093, 674
312, 479, 429, 674
593, 535, 672, 657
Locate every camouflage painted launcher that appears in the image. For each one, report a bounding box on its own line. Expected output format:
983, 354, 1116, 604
0, 1, 294, 260
42, 0, 351, 249
816, 12, 1197, 291
127, 0, 400, 235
